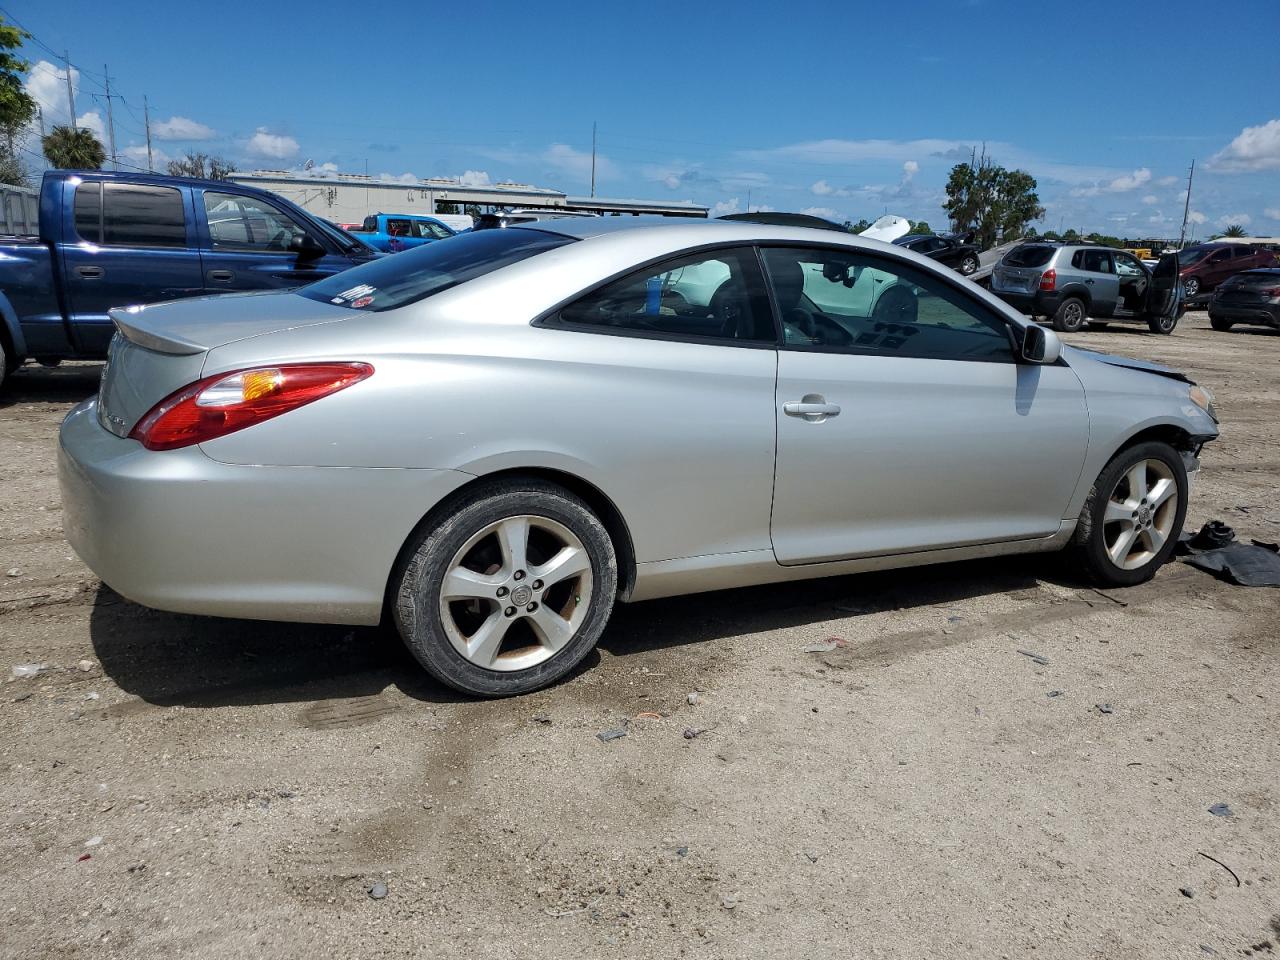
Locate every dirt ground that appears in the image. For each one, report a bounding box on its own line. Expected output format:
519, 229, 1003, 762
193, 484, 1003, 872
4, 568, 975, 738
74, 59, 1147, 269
1, 311, 1277, 959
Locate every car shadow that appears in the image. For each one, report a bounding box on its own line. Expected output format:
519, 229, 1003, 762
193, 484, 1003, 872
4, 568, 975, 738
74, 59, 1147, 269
0, 362, 102, 409
89, 554, 1056, 709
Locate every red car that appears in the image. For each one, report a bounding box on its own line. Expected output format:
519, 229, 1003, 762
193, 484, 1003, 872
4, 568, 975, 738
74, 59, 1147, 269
1179, 243, 1278, 300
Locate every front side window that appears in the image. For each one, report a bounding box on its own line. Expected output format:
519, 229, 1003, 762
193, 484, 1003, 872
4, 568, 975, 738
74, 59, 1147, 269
761, 246, 1013, 362
550, 247, 774, 344
415, 220, 453, 239
299, 227, 572, 312
204, 191, 307, 251
101, 183, 186, 248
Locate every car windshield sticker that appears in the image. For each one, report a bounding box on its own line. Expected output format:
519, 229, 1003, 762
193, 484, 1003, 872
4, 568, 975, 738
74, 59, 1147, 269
330, 283, 376, 305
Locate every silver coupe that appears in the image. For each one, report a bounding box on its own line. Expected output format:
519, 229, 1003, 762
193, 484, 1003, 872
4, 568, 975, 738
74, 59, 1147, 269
59, 218, 1219, 695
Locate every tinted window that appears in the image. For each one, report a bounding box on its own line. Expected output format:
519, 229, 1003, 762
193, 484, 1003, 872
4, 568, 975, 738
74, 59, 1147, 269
357, 216, 377, 233
386, 218, 412, 236
1004, 244, 1055, 268
1232, 245, 1253, 258
101, 184, 186, 248
300, 227, 572, 312
204, 191, 307, 251
761, 246, 1012, 362
1178, 247, 1212, 266
73, 181, 101, 243
552, 247, 774, 344
1075, 249, 1113, 273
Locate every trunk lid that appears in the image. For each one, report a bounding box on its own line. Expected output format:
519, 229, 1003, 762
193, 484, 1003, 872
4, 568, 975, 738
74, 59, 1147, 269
97, 291, 352, 438
1217, 270, 1280, 302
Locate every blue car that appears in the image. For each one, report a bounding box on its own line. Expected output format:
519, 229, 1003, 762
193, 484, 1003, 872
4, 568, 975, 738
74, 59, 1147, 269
349, 213, 458, 252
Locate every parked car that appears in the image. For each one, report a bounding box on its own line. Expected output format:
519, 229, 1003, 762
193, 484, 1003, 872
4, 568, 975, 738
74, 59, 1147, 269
59, 218, 1218, 696
474, 209, 598, 230
1177, 242, 1278, 300
0, 170, 379, 388
893, 232, 982, 276
349, 213, 458, 252
1207, 267, 1280, 331
990, 242, 1183, 334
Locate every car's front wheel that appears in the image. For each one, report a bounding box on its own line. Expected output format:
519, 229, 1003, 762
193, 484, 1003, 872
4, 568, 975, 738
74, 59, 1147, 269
1070, 441, 1187, 587
1052, 297, 1087, 333
393, 479, 618, 696
959, 255, 979, 275
1183, 277, 1200, 299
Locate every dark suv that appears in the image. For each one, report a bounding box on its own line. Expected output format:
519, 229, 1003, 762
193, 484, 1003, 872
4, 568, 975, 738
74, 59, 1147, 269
1178, 242, 1277, 300
990, 243, 1182, 333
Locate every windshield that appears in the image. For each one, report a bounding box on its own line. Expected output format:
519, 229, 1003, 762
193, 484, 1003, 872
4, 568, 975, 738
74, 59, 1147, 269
299, 228, 572, 312
1177, 247, 1214, 266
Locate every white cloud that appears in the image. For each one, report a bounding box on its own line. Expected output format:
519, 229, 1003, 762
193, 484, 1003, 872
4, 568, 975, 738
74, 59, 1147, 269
800, 206, 841, 220
121, 143, 171, 169
76, 110, 105, 140
1266, 208, 1280, 220
710, 197, 740, 217
24, 60, 77, 127
662, 174, 680, 189
902, 159, 919, 178
1070, 167, 1152, 197
1156, 175, 1179, 187
1141, 194, 1159, 205
456, 169, 491, 187
246, 127, 299, 160
153, 115, 216, 141
543, 143, 617, 182
1208, 118, 1280, 172
1217, 213, 1252, 228
1187, 210, 1207, 225
811, 179, 834, 196
377, 172, 418, 184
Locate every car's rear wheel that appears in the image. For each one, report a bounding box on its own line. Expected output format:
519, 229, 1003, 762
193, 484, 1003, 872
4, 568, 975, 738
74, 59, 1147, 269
1209, 314, 1234, 332
392, 479, 617, 697
959, 255, 979, 275
1052, 297, 1087, 333
1147, 311, 1179, 334
1183, 277, 1200, 299
1070, 441, 1187, 587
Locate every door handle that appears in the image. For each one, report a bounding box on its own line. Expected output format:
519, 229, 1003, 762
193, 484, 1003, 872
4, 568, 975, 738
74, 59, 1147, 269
76, 265, 104, 279
208, 269, 235, 282
783, 397, 841, 421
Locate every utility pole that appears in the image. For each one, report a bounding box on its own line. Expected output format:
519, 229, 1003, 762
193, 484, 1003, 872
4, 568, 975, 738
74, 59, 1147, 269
143, 95, 154, 171
104, 65, 118, 170
63, 52, 77, 131
1177, 159, 1195, 250
746, 189, 751, 214
589, 121, 597, 198
37, 105, 45, 140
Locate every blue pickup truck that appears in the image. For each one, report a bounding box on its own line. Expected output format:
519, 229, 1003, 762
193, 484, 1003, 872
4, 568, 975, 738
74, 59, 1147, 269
0, 170, 379, 387
349, 212, 458, 252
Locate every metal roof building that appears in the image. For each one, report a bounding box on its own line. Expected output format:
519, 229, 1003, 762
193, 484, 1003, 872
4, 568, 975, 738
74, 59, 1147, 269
227, 170, 708, 223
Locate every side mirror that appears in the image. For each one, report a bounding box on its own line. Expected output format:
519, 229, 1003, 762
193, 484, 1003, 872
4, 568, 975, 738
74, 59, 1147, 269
1022, 324, 1062, 364
289, 233, 326, 261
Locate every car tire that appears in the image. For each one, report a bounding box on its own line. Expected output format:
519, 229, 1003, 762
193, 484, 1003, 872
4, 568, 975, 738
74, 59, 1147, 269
1147, 312, 1179, 335
392, 478, 618, 697
1051, 297, 1087, 333
1070, 441, 1188, 587
1183, 277, 1200, 299
1209, 314, 1234, 332
959, 255, 979, 276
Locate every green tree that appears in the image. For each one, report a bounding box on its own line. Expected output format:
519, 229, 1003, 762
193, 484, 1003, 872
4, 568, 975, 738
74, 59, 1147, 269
42, 125, 106, 170
166, 151, 236, 180
907, 219, 932, 235
1062, 228, 1080, 242
0, 16, 35, 185
1221, 224, 1248, 238
943, 147, 1045, 249
843, 218, 873, 233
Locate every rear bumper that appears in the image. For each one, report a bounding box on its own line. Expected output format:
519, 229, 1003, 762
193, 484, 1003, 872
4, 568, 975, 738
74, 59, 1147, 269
992, 289, 1059, 315
58, 399, 471, 625
1208, 302, 1280, 327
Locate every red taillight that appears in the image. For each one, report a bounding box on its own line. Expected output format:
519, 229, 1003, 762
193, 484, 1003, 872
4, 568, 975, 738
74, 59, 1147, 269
129, 362, 373, 451
1039, 268, 1057, 291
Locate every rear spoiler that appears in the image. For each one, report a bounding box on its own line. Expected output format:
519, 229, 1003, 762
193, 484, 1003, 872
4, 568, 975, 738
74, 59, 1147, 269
109, 307, 205, 356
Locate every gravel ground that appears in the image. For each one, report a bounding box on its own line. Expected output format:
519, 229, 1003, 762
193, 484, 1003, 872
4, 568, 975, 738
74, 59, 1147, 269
1, 311, 1277, 959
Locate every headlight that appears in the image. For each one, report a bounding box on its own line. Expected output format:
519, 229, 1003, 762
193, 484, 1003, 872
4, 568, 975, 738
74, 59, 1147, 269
1189, 384, 1217, 421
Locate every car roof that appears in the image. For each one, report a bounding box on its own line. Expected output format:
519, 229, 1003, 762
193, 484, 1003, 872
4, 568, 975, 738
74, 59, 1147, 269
511, 215, 870, 245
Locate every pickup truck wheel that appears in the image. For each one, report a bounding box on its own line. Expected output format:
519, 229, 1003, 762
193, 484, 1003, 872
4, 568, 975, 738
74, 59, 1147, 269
1070, 441, 1187, 587
1051, 297, 1087, 333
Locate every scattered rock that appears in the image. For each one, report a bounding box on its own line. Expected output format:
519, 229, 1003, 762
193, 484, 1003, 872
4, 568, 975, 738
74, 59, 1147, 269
721, 893, 739, 911
1095, 703, 1114, 715
1180, 887, 1195, 898
12, 691, 32, 703
1017, 649, 1050, 666
85, 692, 100, 701
368, 881, 388, 900
803, 638, 847, 654
675, 846, 688, 857
1208, 803, 1233, 817
77, 660, 95, 673
596, 727, 627, 743
531, 713, 552, 725
686, 692, 701, 706
84, 836, 102, 847
11, 663, 48, 679
682, 728, 705, 740
447, 778, 460, 787
5, 568, 20, 577
1047, 690, 1065, 698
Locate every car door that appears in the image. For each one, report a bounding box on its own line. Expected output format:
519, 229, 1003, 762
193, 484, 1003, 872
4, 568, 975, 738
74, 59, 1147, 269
930, 237, 962, 267
60, 180, 205, 355
1143, 252, 1181, 322
197, 188, 352, 292
762, 244, 1089, 565
1075, 248, 1119, 317
1202, 247, 1233, 289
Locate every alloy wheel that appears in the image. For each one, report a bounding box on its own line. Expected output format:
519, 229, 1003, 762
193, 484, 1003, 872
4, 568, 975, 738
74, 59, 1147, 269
1102, 459, 1178, 570
1063, 301, 1085, 328
961, 256, 978, 275
438, 515, 593, 671
1183, 277, 1199, 298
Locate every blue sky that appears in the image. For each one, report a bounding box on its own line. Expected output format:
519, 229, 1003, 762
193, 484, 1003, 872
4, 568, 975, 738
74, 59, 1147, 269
12, 0, 1280, 238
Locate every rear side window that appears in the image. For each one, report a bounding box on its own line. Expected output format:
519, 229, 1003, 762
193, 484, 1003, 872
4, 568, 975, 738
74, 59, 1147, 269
100, 184, 187, 248
73, 182, 101, 242
300, 227, 572, 312
1004, 245, 1054, 268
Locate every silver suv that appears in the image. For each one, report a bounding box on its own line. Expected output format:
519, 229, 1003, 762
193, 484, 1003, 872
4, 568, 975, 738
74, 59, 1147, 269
991, 243, 1183, 334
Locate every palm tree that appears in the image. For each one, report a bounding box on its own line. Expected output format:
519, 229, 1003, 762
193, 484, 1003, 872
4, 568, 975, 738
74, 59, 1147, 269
41, 125, 106, 170
1221, 224, 1248, 238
